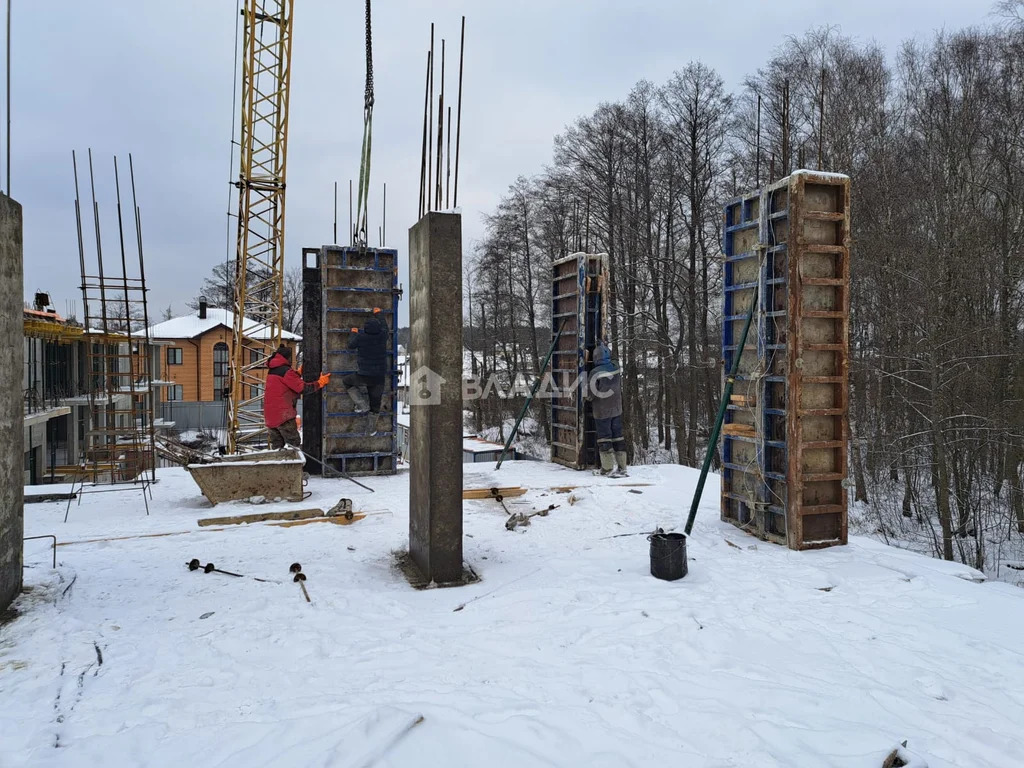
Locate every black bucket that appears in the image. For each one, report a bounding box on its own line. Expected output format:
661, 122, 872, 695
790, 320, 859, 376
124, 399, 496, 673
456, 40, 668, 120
649, 532, 687, 581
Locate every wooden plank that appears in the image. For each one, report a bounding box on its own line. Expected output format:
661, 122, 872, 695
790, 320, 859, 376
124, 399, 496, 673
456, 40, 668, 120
462, 487, 526, 500
797, 504, 846, 517
197, 508, 327, 527
25, 492, 77, 503
271, 514, 366, 528
58, 529, 197, 546
801, 472, 846, 483
547, 483, 653, 493
722, 423, 757, 437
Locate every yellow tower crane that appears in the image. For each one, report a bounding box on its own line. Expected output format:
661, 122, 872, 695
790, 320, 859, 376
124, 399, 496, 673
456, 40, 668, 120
228, 0, 295, 452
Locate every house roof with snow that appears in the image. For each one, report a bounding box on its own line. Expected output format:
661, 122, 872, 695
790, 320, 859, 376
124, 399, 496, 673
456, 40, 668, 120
143, 307, 301, 342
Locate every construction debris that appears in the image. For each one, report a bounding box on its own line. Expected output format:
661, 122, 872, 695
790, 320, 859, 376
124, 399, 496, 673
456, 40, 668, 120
327, 498, 355, 520
505, 504, 559, 532
155, 435, 219, 468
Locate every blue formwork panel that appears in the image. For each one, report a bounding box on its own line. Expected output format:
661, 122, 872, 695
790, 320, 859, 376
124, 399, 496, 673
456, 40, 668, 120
320, 246, 399, 476
720, 188, 788, 540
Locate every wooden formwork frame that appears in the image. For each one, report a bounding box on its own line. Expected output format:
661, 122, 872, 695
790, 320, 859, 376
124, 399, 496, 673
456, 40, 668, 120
721, 171, 850, 550
549, 252, 608, 469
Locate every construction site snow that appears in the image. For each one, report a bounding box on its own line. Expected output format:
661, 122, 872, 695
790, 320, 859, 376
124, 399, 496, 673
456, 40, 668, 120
5, 462, 1024, 768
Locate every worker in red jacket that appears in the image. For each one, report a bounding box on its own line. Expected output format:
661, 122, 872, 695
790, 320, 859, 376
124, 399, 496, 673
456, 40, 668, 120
264, 345, 330, 449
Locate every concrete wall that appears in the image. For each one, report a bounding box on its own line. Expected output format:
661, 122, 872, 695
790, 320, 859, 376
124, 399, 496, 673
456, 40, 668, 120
1, 194, 25, 609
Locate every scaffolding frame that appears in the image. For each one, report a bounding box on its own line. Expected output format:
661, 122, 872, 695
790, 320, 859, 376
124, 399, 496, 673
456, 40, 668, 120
66, 149, 156, 521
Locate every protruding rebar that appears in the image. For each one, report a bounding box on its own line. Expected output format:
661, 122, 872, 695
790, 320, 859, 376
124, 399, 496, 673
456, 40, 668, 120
453, 15, 465, 208
419, 50, 430, 218
436, 39, 445, 211
427, 24, 434, 213
445, 107, 452, 209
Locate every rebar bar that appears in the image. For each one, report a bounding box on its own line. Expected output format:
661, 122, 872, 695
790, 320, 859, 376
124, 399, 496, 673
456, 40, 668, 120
445, 107, 452, 209
419, 50, 430, 218
436, 39, 445, 211
427, 24, 434, 213
453, 15, 465, 208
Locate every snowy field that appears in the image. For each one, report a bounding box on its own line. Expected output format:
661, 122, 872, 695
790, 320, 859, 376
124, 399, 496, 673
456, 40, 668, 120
4, 461, 1024, 767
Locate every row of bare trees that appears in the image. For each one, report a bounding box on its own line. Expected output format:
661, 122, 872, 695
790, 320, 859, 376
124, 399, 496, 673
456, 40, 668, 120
187, 262, 304, 335
469, 10, 1024, 571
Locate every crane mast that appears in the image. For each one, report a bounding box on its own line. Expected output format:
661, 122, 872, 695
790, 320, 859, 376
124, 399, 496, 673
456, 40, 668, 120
228, 0, 295, 452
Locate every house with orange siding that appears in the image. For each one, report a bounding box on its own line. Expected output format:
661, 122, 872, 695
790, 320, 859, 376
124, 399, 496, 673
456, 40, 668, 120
146, 302, 301, 404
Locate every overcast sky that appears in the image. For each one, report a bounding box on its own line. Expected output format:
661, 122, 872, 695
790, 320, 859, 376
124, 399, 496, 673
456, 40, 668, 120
10, 0, 991, 327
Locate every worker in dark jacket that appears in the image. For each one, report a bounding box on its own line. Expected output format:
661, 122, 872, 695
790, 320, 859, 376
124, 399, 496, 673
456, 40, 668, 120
587, 341, 628, 477
264, 345, 330, 449
343, 307, 389, 415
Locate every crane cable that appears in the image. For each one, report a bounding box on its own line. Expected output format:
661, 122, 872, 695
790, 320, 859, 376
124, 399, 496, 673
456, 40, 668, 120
354, 0, 374, 245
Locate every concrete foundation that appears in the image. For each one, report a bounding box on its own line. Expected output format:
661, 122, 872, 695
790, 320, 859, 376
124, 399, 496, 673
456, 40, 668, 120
0, 194, 25, 610
408, 213, 464, 585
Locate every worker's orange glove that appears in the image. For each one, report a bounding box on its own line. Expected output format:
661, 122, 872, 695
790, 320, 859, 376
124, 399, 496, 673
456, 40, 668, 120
297, 364, 303, 376
317, 373, 331, 389
350, 327, 359, 333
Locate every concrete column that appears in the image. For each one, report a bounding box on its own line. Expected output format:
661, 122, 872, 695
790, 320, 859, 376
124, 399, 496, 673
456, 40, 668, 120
0, 194, 25, 610
408, 212, 463, 584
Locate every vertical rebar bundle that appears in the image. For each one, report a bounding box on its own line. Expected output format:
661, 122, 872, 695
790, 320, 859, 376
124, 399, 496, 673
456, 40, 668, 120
70, 149, 156, 519
419, 16, 465, 218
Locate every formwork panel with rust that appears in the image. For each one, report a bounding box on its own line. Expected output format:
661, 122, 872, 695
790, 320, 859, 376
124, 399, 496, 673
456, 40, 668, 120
549, 252, 608, 469
319, 246, 399, 476
720, 171, 849, 550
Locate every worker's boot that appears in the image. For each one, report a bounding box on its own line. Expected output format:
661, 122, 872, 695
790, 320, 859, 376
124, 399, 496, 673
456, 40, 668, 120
594, 450, 615, 476
611, 451, 629, 478
347, 385, 370, 414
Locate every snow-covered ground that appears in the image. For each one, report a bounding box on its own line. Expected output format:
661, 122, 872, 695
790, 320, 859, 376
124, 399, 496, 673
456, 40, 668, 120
5, 462, 1024, 767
